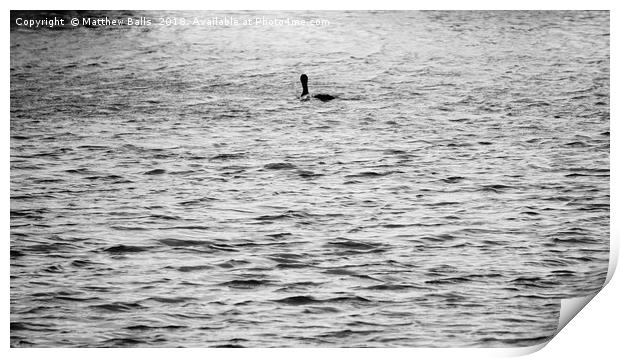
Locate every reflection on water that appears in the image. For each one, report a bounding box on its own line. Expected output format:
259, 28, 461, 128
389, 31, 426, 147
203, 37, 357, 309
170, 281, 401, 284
10, 11, 609, 347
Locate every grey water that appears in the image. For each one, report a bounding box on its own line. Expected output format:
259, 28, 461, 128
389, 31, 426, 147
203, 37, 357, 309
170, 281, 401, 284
10, 10, 609, 347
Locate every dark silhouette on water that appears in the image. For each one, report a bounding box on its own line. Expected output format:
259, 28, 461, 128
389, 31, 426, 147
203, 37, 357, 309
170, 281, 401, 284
300, 74, 336, 102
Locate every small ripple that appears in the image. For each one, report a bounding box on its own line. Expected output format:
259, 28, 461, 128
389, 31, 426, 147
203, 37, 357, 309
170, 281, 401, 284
144, 169, 166, 175
264, 162, 296, 170
219, 279, 274, 289
101, 338, 148, 347
210, 153, 246, 160
345, 170, 402, 178
91, 302, 143, 312
102, 244, 152, 254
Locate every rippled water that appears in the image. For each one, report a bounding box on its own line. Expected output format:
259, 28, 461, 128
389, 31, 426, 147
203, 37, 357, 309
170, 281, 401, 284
10, 10, 610, 347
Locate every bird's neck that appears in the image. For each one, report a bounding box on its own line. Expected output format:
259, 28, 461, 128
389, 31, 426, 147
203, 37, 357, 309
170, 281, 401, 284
301, 83, 309, 96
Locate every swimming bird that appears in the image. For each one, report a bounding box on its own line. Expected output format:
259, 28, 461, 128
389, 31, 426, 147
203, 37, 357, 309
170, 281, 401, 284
300, 74, 336, 102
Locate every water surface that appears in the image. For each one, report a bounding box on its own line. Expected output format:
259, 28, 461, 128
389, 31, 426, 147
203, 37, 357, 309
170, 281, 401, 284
10, 10, 610, 347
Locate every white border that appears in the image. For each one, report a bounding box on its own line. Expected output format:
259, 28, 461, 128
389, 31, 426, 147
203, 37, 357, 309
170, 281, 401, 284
4, 1, 617, 357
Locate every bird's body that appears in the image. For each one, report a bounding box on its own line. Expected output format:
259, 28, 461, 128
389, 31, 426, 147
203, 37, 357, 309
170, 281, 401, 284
313, 93, 336, 102
300, 74, 336, 102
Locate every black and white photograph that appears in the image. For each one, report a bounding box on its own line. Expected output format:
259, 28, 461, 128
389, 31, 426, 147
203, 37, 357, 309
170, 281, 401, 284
9, 9, 611, 349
